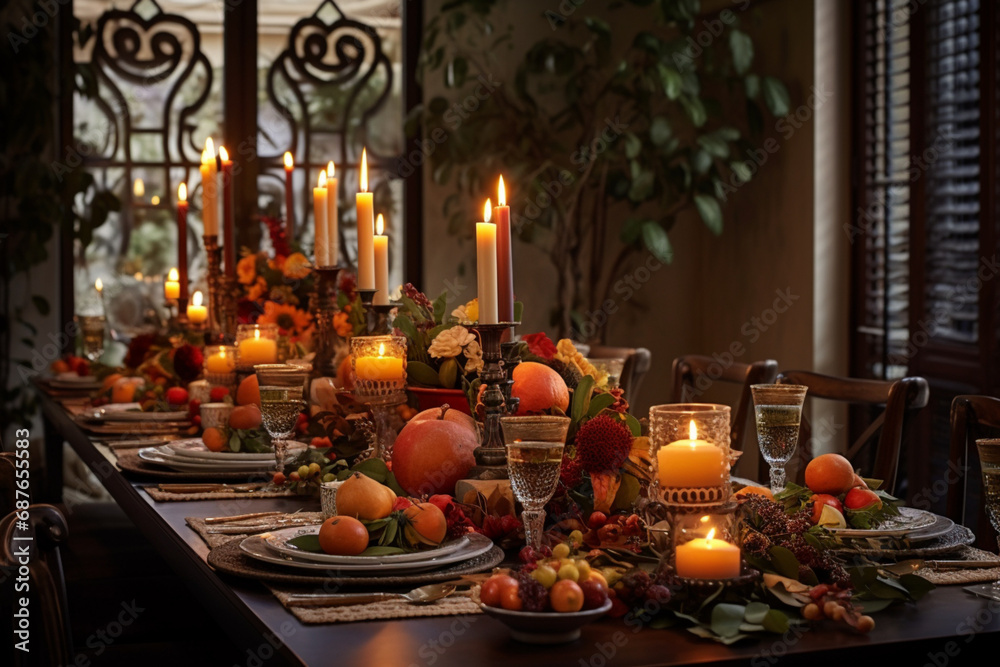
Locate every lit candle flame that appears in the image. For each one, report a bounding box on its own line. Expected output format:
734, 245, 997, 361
133, 178, 145, 198
498, 175, 506, 206
192, 290, 203, 307
150, 195, 160, 205
706, 528, 716, 542
205, 137, 215, 156
178, 182, 187, 202
327, 161, 335, 179
219, 146, 229, 162
201, 149, 208, 165
360, 148, 368, 192
254, 329, 261, 341
376, 213, 384, 236
484, 199, 492, 223
220, 347, 227, 359
378, 342, 385, 356
283, 151, 293, 170
95, 278, 103, 293
318, 170, 327, 188
167, 267, 179, 281
689, 420, 697, 441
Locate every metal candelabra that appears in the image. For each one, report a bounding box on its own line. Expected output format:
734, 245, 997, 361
469, 321, 520, 480
203, 235, 237, 342
309, 266, 343, 378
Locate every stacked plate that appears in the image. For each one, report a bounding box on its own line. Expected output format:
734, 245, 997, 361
240, 529, 495, 575
829, 507, 975, 558
49, 374, 102, 390
137, 438, 304, 473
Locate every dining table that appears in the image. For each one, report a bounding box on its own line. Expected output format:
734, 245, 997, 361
34, 383, 1000, 666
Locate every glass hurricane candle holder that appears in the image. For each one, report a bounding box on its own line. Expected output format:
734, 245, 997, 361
204, 344, 237, 389
235, 323, 279, 371
350, 335, 407, 461
500, 415, 572, 444
649, 403, 734, 506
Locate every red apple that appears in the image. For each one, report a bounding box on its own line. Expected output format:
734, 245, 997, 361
844, 487, 882, 511
209, 386, 230, 402
580, 578, 609, 610
810, 494, 844, 524
391, 420, 477, 496
165, 387, 189, 406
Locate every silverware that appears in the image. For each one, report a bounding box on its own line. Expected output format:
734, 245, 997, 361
204, 511, 285, 525
285, 583, 456, 608
158, 483, 268, 494
881, 559, 1000, 575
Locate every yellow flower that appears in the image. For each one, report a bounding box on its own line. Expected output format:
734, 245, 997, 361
259, 302, 312, 336
333, 311, 353, 337
247, 276, 268, 301
466, 299, 479, 323
283, 252, 312, 280
237, 255, 257, 285
556, 339, 608, 386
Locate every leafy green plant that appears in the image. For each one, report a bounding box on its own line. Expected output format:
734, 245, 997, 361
418, 0, 790, 339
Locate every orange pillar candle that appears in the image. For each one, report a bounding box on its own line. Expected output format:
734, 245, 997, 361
674, 528, 741, 579
283, 151, 295, 237
164, 267, 180, 300
238, 329, 278, 366
186, 290, 208, 324
356, 148, 375, 289
656, 421, 727, 488
374, 214, 389, 306
313, 170, 329, 267
494, 176, 514, 324
355, 342, 404, 381
176, 183, 189, 302
476, 200, 498, 324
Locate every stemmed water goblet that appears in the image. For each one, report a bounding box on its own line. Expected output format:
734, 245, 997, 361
506, 440, 564, 551
254, 364, 308, 472
751, 384, 808, 494
965, 438, 1000, 601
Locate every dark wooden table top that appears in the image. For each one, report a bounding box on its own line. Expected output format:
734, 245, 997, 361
36, 386, 1000, 666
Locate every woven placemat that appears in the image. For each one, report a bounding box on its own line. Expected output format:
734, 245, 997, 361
115, 448, 273, 481
266, 585, 484, 624
915, 547, 1000, 585
187, 513, 324, 549
146, 487, 300, 502
206, 538, 505, 588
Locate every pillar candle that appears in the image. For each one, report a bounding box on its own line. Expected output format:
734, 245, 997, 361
374, 214, 389, 306
313, 170, 329, 267
283, 151, 295, 238
200, 138, 218, 236
656, 421, 727, 488
177, 183, 189, 302
476, 200, 498, 324
164, 267, 180, 300
205, 346, 235, 373
356, 148, 375, 289
494, 175, 514, 325
355, 343, 404, 381
186, 290, 208, 324
674, 528, 741, 579
238, 329, 278, 366
326, 161, 339, 266
219, 146, 235, 278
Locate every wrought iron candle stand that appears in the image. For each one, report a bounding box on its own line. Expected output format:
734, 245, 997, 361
500, 339, 521, 414
203, 235, 238, 343
469, 321, 520, 480
309, 266, 343, 379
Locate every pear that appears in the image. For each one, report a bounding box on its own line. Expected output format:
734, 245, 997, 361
335, 472, 397, 520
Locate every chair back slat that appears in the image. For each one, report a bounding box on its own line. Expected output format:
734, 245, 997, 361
588, 345, 652, 406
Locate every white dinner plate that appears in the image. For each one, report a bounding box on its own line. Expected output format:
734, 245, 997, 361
79, 406, 190, 422
138, 446, 288, 472
263, 527, 471, 564
239, 532, 494, 574
50, 376, 102, 389
163, 438, 305, 462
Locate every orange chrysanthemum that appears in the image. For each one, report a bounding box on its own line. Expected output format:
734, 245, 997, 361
282, 252, 311, 280
333, 311, 353, 337
237, 255, 257, 285
259, 301, 312, 336
247, 276, 268, 301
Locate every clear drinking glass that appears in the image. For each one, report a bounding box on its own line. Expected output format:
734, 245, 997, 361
254, 364, 308, 471
966, 438, 1000, 601
77, 315, 106, 362
506, 440, 564, 551
751, 384, 808, 494
500, 415, 571, 445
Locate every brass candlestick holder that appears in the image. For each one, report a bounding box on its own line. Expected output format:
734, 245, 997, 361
469, 321, 520, 480
310, 266, 343, 378
203, 235, 238, 343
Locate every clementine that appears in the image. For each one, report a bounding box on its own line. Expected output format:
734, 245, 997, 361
403, 502, 448, 546
550, 579, 585, 613
229, 404, 263, 430
735, 485, 775, 501
202, 427, 228, 452
511, 362, 570, 415
317, 516, 369, 556
804, 453, 856, 495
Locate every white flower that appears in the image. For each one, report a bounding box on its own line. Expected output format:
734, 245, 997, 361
451, 304, 472, 324
428, 325, 476, 359
463, 339, 484, 373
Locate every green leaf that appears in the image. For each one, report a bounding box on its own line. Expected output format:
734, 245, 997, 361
729, 29, 754, 75
744, 73, 760, 99
571, 375, 595, 423
624, 132, 642, 159
686, 625, 748, 645
438, 357, 459, 388
854, 598, 893, 614
680, 96, 707, 127
287, 534, 323, 552
768, 545, 801, 579
692, 149, 712, 175
697, 135, 730, 159
641, 222, 673, 264
31, 295, 49, 316
657, 64, 683, 99
587, 392, 616, 417
432, 291, 448, 323
899, 573, 935, 600
628, 169, 654, 202
624, 413, 642, 436
730, 161, 753, 183
762, 76, 790, 116
385, 471, 406, 497
352, 458, 389, 483
612, 473, 641, 510
694, 194, 723, 235
650, 116, 672, 146
743, 602, 770, 624
762, 609, 789, 634
406, 360, 443, 387
649, 616, 676, 630
711, 603, 746, 638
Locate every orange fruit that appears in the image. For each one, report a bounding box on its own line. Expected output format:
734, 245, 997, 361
403, 502, 448, 546
550, 579, 584, 613
318, 516, 369, 556
101, 373, 123, 392
202, 427, 228, 452
735, 485, 775, 501
480, 575, 505, 607
52, 360, 70, 374
587, 570, 609, 591
804, 453, 856, 495
336, 355, 354, 390
236, 374, 261, 407
511, 362, 570, 415
229, 404, 262, 430
500, 584, 523, 611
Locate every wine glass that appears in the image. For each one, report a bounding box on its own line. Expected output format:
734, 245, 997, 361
965, 438, 1000, 601
506, 440, 564, 551
254, 364, 308, 472
77, 315, 106, 362
751, 384, 808, 494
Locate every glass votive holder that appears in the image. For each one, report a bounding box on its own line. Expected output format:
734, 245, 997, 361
671, 507, 741, 581
204, 344, 237, 388
200, 402, 233, 431
321, 480, 345, 519
500, 415, 572, 444
649, 403, 732, 505
350, 335, 407, 403
586, 358, 625, 388
235, 323, 279, 371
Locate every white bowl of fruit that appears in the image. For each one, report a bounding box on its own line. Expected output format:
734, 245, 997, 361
478, 542, 613, 644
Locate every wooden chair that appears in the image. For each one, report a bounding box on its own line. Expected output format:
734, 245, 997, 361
946, 395, 1000, 550
776, 371, 930, 494
670, 356, 779, 461
588, 345, 652, 405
